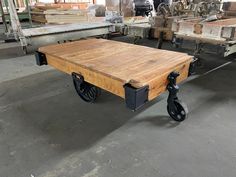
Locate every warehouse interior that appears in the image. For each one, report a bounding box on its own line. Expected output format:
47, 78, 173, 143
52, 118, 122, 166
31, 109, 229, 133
1, 0, 236, 177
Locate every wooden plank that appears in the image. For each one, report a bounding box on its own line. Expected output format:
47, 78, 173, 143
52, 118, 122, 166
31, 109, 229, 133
207, 18, 236, 26
31, 6, 89, 24
46, 54, 125, 98
39, 39, 192, 100
147, 62, 190, 100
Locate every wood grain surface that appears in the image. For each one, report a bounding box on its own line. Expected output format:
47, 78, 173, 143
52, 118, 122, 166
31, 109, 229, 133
39, 39, 192, 100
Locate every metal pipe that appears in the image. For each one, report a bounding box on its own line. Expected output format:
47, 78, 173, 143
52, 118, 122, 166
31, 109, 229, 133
25, 0, 32, 27
0, 0, 8, 33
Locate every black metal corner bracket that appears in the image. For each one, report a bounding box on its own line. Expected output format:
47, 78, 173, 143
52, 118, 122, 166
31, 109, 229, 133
35, 51, 47, 66
124, 84, 149, 111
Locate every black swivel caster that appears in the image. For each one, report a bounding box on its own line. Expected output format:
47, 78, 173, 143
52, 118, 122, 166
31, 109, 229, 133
72, 72, 101, 103
167, 100, 188, 122
167, 72, 188, 122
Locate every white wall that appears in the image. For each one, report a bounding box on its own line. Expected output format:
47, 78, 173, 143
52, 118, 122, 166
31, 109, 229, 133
96, 0, 105, 5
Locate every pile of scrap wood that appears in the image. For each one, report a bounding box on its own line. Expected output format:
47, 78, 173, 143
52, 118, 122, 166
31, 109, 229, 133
223, 2, 236, 17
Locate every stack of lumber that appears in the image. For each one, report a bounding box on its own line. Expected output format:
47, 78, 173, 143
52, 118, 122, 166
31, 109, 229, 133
223, 2, 236, 17
31, 3, 106, 24
34, 2, 89, 10
31, 6, 58, 23
44, 9, 88, 24
31, 6, 88, 24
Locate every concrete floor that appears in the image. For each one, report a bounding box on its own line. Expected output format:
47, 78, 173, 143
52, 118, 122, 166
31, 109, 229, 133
0, 36, 236, 177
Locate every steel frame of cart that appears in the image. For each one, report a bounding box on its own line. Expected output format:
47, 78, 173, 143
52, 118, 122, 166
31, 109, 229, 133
20, 22, 114, 54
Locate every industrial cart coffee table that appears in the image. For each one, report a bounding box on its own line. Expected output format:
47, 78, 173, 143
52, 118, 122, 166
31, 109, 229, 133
36, 39, 193, 121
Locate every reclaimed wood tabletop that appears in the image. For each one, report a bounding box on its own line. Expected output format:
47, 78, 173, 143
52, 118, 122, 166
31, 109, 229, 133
39, 39, 192, 100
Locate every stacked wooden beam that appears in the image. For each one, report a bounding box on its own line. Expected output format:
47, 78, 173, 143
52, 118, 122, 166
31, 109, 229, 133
44, 9, 88, 24
31, 6, 88, 24
34, 2, 89, 10
31, 6, 58, 24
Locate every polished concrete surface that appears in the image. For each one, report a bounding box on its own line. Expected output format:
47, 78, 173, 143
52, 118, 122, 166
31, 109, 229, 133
0, 36, 236, 177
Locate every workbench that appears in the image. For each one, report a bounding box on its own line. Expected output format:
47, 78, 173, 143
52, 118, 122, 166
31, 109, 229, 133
36, 39, 193, 121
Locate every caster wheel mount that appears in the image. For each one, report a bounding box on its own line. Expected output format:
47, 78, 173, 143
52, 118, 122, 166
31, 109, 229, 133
72, 72, 101, 103
167, 100, 188, 122
167, 72, 188, 122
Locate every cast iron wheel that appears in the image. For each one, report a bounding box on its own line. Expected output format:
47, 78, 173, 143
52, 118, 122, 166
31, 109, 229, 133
73, 79, 101, 103
167, 100, 188, 122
